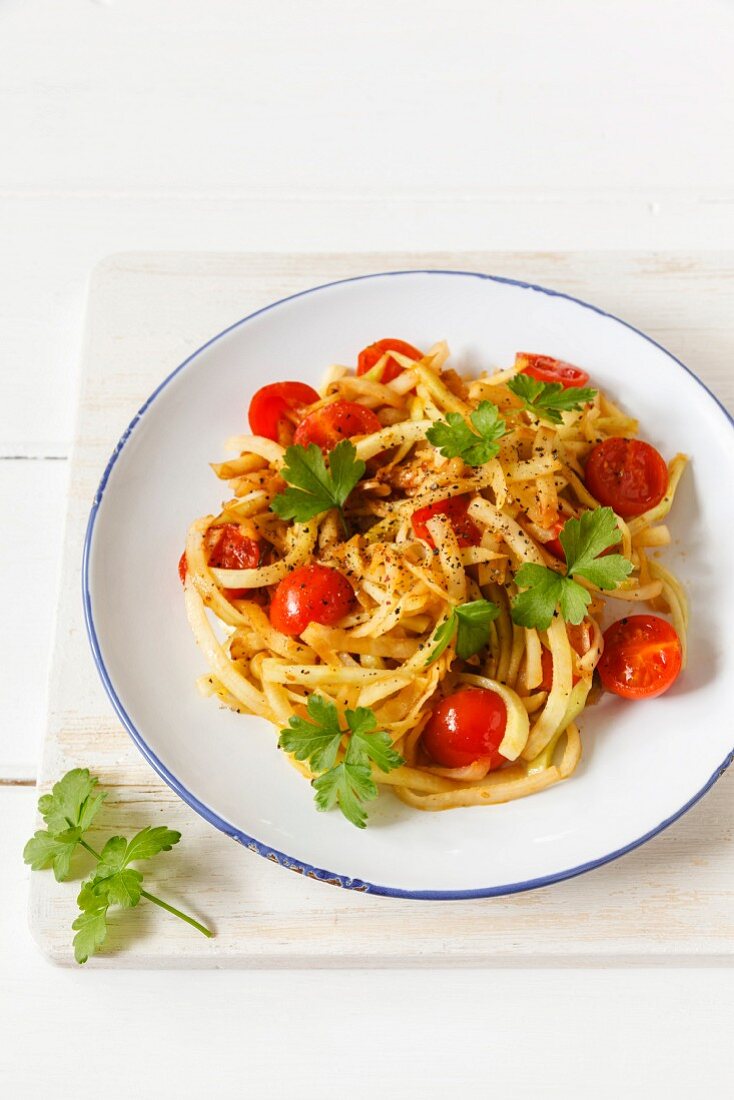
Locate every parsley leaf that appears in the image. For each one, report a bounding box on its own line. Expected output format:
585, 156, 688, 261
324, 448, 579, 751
511, 508, 633, 629
24, 769, 212, 964
313, 756, 376, 830
425, 598, 500, 665
278, 696, 404, 828
270, 440, 365, 531
507, 374, 597, 425
37, 767, 106, 836
426, 401, 508, 465
23, 829, 80, 882
72, 884, 109, 965
23, 769, 106, 882
278, 693, 344, 772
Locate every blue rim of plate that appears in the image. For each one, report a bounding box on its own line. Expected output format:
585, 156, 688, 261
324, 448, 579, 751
82, 268, 734, 900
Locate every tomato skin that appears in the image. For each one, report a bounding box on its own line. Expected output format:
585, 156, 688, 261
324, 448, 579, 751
517, 352, 590, 389
293, 399, 381, 452
269, 563, 355, 636
585, 437, 668, 519
538, 639, 583, 692
597, 614, 682, 700
411, 496, 482, 548
423, 688, 508, 769
357, 338, 422, 384
248, 381, 320, 442
179, 525, 262, 601
543, 518, 566, 561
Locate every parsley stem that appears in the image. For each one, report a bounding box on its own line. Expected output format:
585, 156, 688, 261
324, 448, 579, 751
75, 835, 213, 938
139, 889, 213, 937
337, 507, 351, 539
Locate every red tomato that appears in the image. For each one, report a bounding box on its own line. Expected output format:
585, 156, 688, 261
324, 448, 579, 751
208, 524, 262, 600
248, 381, 320, 442
517, 352, 590, 389
269, 563, 355, 636
543, 518, 566, 561
597, 614, 682, 700
585, 437, 668, 518
423, 688, 508, 769
411, 496, 482, 548
538, 621, 591, 691
178, 525, 262, 600
293, 399, 381, 452
357, 338, 422, 384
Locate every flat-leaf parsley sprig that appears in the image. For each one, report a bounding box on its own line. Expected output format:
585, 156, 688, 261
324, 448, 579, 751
425, 597, 500, 666
278, 695, 404, 828
511, 507, 633, 630
270, 439, 365, 535
507, 374, 597, 425
426, 401, 508, 466
23, 769, 213, 963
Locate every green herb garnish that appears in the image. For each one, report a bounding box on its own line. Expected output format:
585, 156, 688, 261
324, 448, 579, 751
425, 598, 500, 665
426, 401, 508, 466
507, 374, 597, 425
23, 769, 212, 963
511, 507, 633, 630
278, 696, 403, 828
270, 440, 365, 534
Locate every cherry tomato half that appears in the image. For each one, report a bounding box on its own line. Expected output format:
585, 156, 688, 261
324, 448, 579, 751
423, 688, 508, 769
178, 524, 262, 601
411, 495, 482, 548
357, 338, 422, 384
293, 399, 381, 452
248, 381, 320, 442
269, 563, 355, 636
538, 623, 589, 691
585, 437, 668, 519
597, 614, 682, 700
516, 352, 590, 389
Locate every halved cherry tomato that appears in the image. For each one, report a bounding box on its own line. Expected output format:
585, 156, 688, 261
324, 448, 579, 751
543, 518, 566, 561
411, 495, 482, 548
422, 687, 508, 769
517, 352, 590, 389
585, 437, 668, 519
597, 614, 682, 699
357, 338, 422, 384
538, 624, 588, 691
178, 524, 262, 601
293, 399, 381, 452
269, 563, 355, 636
248, 381, 320, 442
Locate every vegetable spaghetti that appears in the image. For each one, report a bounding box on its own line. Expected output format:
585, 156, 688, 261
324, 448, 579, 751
180, 340, 688, 827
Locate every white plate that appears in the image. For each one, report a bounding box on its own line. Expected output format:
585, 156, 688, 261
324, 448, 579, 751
84, 270, 734, 898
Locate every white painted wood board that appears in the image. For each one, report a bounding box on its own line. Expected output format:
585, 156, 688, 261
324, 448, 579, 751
30, 251, 734, 967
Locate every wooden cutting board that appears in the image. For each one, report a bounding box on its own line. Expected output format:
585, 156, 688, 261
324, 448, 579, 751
31, 251, 734, 967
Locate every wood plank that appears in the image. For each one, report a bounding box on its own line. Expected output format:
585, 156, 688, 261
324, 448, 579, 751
0, 460, 68, 778
30, 251, 734, 966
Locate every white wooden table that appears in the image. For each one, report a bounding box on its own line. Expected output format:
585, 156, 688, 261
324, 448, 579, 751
2, 2, 733, 1097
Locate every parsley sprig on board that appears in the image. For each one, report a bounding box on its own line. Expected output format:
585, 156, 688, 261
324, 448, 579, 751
511, 507, 633, 630
426, 401, 508, 466
270, 440, 365, 534
23, 769, 212, 963
507, 374, 597, 425
278, 695, 404, 828
425, 598, 500, 666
